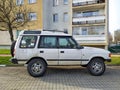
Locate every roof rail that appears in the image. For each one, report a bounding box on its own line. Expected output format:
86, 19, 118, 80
23, 31, 41, 34
43, 29, 68, 34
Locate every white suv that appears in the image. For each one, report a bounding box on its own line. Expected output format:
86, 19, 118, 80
10, 30, 111, 77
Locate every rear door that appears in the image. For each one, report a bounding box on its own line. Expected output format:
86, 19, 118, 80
16, 35, 38, 60
38, 36, 59, 65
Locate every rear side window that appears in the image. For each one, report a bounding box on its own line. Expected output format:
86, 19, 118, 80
38, 36, 57, 48
20, 35, 37, 48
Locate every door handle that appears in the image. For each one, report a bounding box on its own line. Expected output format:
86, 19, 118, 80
40, 51, 44, 53
60, 51, 64, 53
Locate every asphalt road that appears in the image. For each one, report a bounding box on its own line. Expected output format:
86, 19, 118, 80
0, 66, 120, 90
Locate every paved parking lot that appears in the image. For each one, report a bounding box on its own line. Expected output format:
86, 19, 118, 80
0, 66, 120, 90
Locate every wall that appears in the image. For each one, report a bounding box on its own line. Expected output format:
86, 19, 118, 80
43, 0, 72, 34
0, 31, 16, 46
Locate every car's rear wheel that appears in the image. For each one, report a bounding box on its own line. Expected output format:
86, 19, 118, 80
87, 58, 105, 76
27, 59, 47, 77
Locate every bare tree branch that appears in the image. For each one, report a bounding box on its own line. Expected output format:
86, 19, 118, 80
0, 0, 30, 42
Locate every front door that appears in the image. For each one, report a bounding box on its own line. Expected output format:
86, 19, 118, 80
58, 36, 82, 65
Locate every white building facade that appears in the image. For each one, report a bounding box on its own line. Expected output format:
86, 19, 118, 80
43, 0, 109, 49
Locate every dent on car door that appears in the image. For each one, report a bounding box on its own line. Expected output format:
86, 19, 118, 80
38, 36, 59, 65
58, 36, 82, 65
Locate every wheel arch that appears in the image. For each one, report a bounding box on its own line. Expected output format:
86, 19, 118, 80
90, 56, 105, 62
26, 57, 48, 66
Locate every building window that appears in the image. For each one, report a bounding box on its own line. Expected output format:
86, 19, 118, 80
64, 29, 68, 33
16, 13, 24, 22
63, 0, 68, 5
53, 0, 59, 6
29, 12, 37, 21
83, 11, 99, 17
82, 28, 88, 35
16, 0, 24, 5
63, 12, 68, 22
53, 14, 58, 22
28, 0, 36, 4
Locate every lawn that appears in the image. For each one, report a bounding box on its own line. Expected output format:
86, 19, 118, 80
0, 49, 10, 54
0, 56, 12, 65
106, 56, 120, 65
0, 56, 120, 65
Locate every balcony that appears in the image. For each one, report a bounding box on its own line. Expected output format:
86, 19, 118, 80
72, 0, 105, 11
73, 35, 106, 45
72, 15, 105, 25
73, 0, 105, 7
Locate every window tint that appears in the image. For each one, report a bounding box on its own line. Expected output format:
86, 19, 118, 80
58, 37, 77, 48
39, 36, 57, 48
20, 36, 37, 48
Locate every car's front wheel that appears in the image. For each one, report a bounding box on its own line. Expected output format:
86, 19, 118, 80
87, 58, 105, 76
27, 59, 47, 77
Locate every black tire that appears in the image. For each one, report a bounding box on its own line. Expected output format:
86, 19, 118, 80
87, 58, 105, 76
10, 41, 16, 57
27, 59, 47, 77
81, 65, 87, 67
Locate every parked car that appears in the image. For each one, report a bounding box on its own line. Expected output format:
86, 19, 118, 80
10, 30, 111, 77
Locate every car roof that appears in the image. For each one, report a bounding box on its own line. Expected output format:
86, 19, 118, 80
19, 30, 71, 36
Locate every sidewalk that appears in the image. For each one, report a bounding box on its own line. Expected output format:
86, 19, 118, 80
0, 66, 120, 90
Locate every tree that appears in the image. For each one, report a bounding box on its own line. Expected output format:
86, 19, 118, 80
108, 32, 113, 44
0, 0, 30, 42
114, 29, 120, 44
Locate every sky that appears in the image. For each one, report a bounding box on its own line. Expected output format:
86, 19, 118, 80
109, 0, 120, 34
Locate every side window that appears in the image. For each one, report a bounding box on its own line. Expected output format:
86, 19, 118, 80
38, 36, 57, 48
20, 36, 37, 48
58, 37, 77, 48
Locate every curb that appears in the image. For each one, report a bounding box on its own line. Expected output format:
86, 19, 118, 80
0, 64, 25, 67
0, 65, 6, 67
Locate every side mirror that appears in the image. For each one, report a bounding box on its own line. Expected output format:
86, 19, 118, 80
76, 45, 84, 49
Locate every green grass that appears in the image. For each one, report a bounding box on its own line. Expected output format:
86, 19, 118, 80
0, 49, 10, 54
106, 56, 120, 65
0, 56, 12, 65
0, 56, 120, 65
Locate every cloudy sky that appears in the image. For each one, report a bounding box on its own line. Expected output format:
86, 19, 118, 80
109, 0, 120, 34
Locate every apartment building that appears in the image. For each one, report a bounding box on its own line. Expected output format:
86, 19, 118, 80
43, 0, 109, 49
43, 0, 72, 33
0, 0, 43, 47
72, 0, 109, 49
0, 0, 109, 49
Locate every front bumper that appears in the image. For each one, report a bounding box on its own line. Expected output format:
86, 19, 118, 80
105, 59, 111, 62
10, 58, 18, 64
